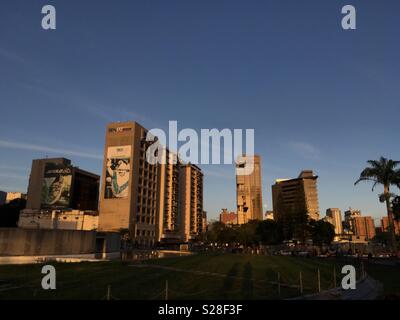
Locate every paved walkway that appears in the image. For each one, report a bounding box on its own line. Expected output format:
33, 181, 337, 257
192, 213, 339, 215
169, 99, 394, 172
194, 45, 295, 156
290, 275, 383, 300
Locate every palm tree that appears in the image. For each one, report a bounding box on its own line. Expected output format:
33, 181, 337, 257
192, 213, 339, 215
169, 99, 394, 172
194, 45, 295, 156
355, 157, 400, 253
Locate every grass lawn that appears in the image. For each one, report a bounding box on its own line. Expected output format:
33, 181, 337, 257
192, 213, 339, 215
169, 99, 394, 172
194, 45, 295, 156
0, 253, 398, 300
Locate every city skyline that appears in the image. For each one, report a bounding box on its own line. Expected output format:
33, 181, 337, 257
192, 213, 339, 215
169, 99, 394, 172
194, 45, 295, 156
1, 1, 400, 221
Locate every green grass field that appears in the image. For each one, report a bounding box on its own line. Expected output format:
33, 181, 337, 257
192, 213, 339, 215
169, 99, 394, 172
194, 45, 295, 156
0, 253, 398, 300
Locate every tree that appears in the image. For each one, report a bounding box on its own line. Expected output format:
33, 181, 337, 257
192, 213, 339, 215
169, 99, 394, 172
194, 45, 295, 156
256, 220, 283, 245
237, 220, 260, 247
310, 220, 335, 246
355, 157, 400, 252
0, 198, 26, 227
206, 221, 226, 244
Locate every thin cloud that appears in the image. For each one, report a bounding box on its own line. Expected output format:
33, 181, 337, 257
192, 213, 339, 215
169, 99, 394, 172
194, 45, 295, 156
0, 140, 102, 160
288, 141, 321, 160
0, 47, 27, 64
0, 165, 29, 172
0, 173, 27, 180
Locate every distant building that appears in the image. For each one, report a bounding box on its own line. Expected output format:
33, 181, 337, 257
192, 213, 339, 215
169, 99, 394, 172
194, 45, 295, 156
272, 170, 320, 222
264, 210, 274, 220
344, 208, 361, 231
26, 158, 99, 211
201, 211, 208, 234
381, 216, 400, 236
352, 216, 376, 240
325, 208, 343, 238
236, 155, 263, 224
6, 192, 27, 204
18, 209, 98, 231
0, 191, 6, 206
179, 163, 204, 242
220, 208, 237, 225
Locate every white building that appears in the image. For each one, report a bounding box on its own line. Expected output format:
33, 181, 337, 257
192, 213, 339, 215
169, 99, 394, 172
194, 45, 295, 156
18, 209, 98, 231
6, 192, 27, 203
326, 208, 343, 240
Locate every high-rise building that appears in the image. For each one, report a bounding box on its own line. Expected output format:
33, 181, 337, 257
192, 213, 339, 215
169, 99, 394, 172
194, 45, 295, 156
26, 158, 99, 211
156, 148, 181, 243
220, 208, 237, 225
381, 216, 400, 236
352, 216, 376, 240
272, 170, 320, 222
98, 121, 159, 247
179, 163, 204, 242
236, 155, 263, 224
98, 121, 205, 246
201, 211, 208, 234
344, 208, 361, 231
326, 208, 343, 236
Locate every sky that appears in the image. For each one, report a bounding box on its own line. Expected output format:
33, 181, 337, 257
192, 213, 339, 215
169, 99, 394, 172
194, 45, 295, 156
0, 0, 399, 223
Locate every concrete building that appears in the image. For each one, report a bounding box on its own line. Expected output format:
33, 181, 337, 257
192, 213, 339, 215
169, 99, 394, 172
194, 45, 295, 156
98, 121, 159, 247
352, 216, 376, 240
220, 208, 237, 225
381, 216, 400, 236
272, 170, 320, 222
325, 208, 343, 238
344, 208, 361, 231
18, 209, 98, 231
264, 210, 274, 220
201, 211, 208, 234
98, 121, 205, 246
6, 192, 27, 204
236, 155, 263, 224
179, 163, 204, 242
157, 148, 181, 244
26, 158, 99, 211
0, 191, 6, 206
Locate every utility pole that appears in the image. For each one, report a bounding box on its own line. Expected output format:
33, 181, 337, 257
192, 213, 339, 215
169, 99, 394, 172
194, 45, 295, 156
317, 269, 321, 293
165, 280, 169, 300
333, 266, 337, 288
277, 272, 281, 297
299, 271, 303, 295
107, 285, 111, 301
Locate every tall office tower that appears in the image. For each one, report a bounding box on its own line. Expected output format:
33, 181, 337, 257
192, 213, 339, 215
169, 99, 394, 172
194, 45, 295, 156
179, 164, 204, 242
344, 208, 361, 231
381, 217, 400, 235
272, 170, 320, 222
201, 211, 207, 234
26, 157, 99, 211
236, 155, 263, 224
156, 148, 181, 243
326, 208, 343, 236
352, 216, 376, 240
98, 121, 159, 247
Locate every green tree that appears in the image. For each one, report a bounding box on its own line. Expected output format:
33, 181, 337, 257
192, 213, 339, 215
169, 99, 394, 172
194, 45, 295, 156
0, 198, 26, 227
237, 220, 260, 247
355, 157, 400, 252
310, 220, 335, 246
256, 220, 283, 245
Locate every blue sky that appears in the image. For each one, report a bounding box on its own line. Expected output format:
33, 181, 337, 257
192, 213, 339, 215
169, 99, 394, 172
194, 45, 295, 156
0, 0, 399, 223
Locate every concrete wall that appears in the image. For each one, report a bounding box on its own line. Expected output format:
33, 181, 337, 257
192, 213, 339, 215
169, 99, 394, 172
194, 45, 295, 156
0, 228, 96, 256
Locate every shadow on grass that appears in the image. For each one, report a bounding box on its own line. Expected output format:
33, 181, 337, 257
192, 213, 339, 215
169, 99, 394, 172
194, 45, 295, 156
220, 263, 239, 299
241, 262, 254, 299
